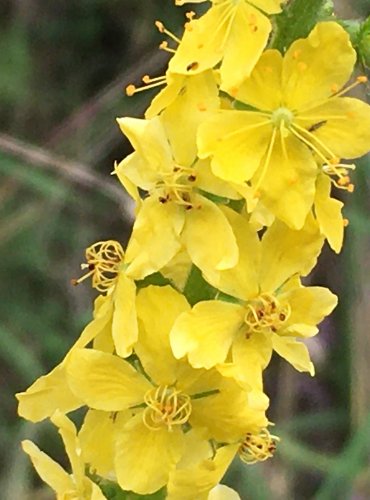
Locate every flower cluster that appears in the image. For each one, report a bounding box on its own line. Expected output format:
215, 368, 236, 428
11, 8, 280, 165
17, 1, 370, 499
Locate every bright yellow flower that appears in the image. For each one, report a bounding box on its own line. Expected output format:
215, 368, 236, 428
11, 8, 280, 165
198, 22, 370, 231
65, 286, 267, 494
115, 116, 240, 280
170, 208, 337, 387
22, 411, 106, 500
17, 241, 137, 422
166, 432, 240, 500
169, 0, 285, 90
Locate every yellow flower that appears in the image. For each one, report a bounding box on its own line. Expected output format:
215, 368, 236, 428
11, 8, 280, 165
169, 0, 285, 90
22, 411, 106, 500
198, 22, 370, 230
65, 286, 267, 494
170, 208, 337, 387
17, 241, 137, 422
115, 116, 240, 280
166, 431, 240, 500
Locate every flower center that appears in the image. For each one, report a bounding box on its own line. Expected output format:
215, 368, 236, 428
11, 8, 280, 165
244, 293, 290, 335
239, 428, 279, 464
71, 240, 125, 293
271, 107, 294, 128
143, 385, 192, 431
153, 164, 197, 209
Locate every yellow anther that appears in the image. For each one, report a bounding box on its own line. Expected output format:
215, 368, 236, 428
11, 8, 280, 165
71, 240, 125, 293
155, 20, 165, 32
126, 84, 136, 97
338, 175, 350, 186
343, 218, 349, 227
347, 183, 354, 193
197, 102, 207, 112
239, 428, 280, 464
298, 61, 308, 71
357, 75, 368, 83
143, 386, 192, 431
185, 11, 195, 20
292, 49, 301, 60
331, 83, 339, 94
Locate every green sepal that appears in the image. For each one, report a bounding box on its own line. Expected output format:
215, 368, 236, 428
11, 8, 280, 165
135, 272, 172, 290
97, 478, 166, 500
183, 265, 218, 306
271, 0, 334, 52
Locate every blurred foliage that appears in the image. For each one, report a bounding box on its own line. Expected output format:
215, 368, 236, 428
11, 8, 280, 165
0, 1, 370, 499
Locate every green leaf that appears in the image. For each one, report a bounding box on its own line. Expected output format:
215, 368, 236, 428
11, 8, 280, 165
97, 479, 166, 500
272, 0, 334, 52
183, 265, 218, 306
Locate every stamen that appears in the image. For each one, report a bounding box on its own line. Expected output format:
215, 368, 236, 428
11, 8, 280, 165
155, 20, 181, 44
71, 240, 124, 293
322, 161, 355, 192
221, 119, 270, 141
239, 428, 280, 464
160, 41, 176, 54
143, 385, 192, 431
253, 127, 277, 198
244, 293, 291, 335
330, 75, 368, 99
125, 75, 167, 97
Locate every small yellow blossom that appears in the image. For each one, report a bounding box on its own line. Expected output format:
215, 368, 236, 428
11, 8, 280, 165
65, 286, 267, 494
169, 0, 285, 90
22, 411, 106, 500
115, 116, 240, 279
170, 208, 337, 387
198, 22, 370, 230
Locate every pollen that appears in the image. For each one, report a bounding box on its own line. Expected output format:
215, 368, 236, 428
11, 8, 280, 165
143, 385, 192, 431
239, 428, 280, 464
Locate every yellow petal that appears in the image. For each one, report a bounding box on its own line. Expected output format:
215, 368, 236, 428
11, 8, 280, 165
259, 215, 324, 292
299, 97, 370, 159
112, 273, 138, 357
169, 3, 232, 76
283, 22, 356, 110
171, 301, 244, 369
233, 49, 283, 111
208, 485, 241, 500
161, 71, 220, 167
145, 72, 187, 119
16, 363, 82, 423
161, 247, 192, 291
79, 410, 129, 477
314, 174, 344, 253
115, 414, 185, 494
117, 117, 173, 172
191, 378, 268, 441
125, 197, 185, 279
167, 444, 239, 500
258, 133, 317, 229
50, 411, 85, 488
198, 111, 271, 184
201, 206, 260, 300
182, 194, 238, 271
66, 349, 152, 411
21, 440, 73, 494
220, 2, 271, 91
282, 285, 338, 336
250, 0, 285, 14
195, 159, 241, 200
136, 285, 190, 384
115, 151, 158, 192
271, 334, 315, 375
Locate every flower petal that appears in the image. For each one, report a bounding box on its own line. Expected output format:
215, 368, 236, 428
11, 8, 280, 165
182, 194, 239, 271
195, 159, 241, 200
171, 300, 244, 369
220, 3, 271, 91
79, 410, 130, 477
201, 206, 260, 300
125, 197, 185, 279
258, 133, 317, 229
112, 273, 138, 357
282, 22, 356, 110
208, 484, 241, 500
259, 215, 324, 292
282, 285, 338, 336
233, 49, 283, 111
115, 414, 185, 494
198, 111, 271, 184
21, 440, 73, 494
271, 334, 315, 375
135, 285, 190, 384
249, 0, 285, 14
299, 97, 370, 159
167, 443, 239, 500
117, 116, 173, 173
66, 349, 152, 411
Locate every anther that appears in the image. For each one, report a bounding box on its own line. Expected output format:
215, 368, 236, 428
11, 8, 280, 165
343, 218, 349, 227
126, 84, 136, 97
186, 61, 199, 71
185, 11, 195, 20
357, 75, 368, 83
239, 428, 279, 464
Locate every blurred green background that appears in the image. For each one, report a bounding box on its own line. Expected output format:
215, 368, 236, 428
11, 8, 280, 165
1, 1, 370, 499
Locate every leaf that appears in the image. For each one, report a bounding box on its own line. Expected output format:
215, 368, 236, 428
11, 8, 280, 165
183, 265, 218, 306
